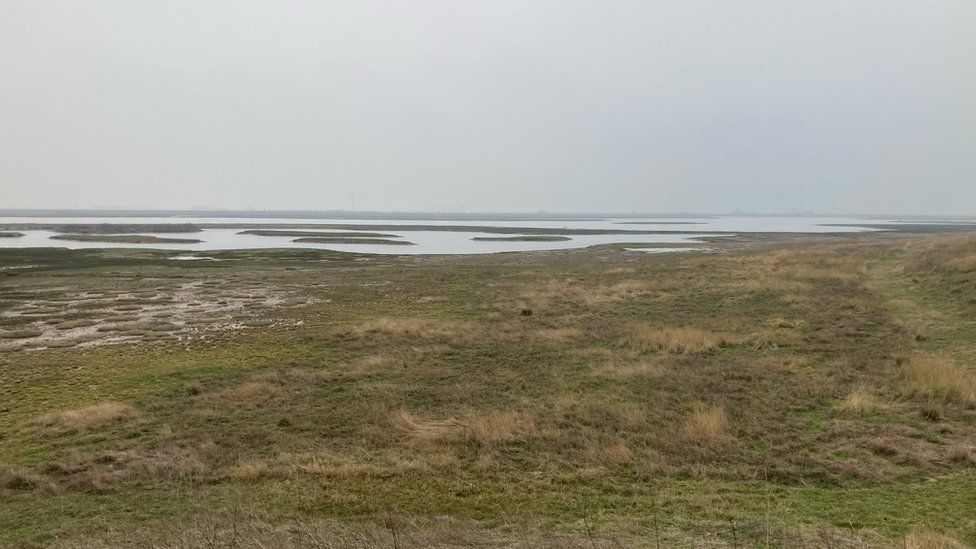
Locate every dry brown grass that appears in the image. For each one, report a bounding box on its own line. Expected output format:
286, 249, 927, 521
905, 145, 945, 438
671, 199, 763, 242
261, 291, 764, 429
531, 327, 585, 343
387, 409, 462, 442
230, 447, 462, 481
903, 529, 968, 549
766, 248, 867, 280
626, 324, 725, 353
203, 381, 283, 406
835, 390, 889, 415
787, 262, 865, 280
34, 402, 139, 433
582, 438, 634, 467
946, 444, 975, 466
467, 410, 537, 447
906, 235, 976, 273
944, 253, 976, 272
348, 317, 479, 342
351, 352, 401, 373
1, 467, 50, 490
899, 356, 976, 403
595, 358, 665, 380
515, 278, 652, 311
38, 442, 216, 489
682, 404, 731, 444
227, 459, 272, 480
553, 396, 647, 433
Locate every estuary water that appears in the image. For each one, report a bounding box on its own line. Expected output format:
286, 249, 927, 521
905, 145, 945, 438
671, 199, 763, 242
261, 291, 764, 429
0, 215, 931, 255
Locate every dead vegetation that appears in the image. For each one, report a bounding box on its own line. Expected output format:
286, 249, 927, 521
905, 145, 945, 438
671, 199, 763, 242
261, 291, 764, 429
681, 404, 732, 445
899, 356, 976, 404
33, 402, 139, 433
531, 327, 585, 343
513, 278, 652, 311
593, 357, 665, 380
344, 317, 480, 342
766, 248, 868, 280
467, 410, 537, 447
384, 408, 539, 450
353, 352, 402, 372
906, 235, 976, 273
201, 378, 284, 407
903, 529, 969, 549
1, 467, 51, 491
625, 324, 726, 353
387, 409, 463, 442
836, 390, 889, 415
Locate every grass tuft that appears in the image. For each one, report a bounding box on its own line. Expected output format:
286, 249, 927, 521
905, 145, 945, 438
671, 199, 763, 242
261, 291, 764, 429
466, 410, 537, 447
204, 381, 283, 406
836, 390, 888, 415
388, 409, 462, 442
903, 529, 968, 549
626, 324, 725, 353
682, 404, 732, 444
1, 467, 50, 491
596, 358, 665, 380
900, 356, 976, 404
33, 402, 138, 433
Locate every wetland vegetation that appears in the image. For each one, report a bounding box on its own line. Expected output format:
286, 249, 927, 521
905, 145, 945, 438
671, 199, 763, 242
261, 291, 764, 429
1, 232, 975, 547
50, 234, 204, 244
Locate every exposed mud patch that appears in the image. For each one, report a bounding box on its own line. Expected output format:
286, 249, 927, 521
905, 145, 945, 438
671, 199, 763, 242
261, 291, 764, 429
0, 280, 315, 351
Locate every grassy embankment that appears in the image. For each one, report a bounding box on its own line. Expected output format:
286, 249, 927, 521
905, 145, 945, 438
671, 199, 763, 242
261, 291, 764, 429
1, 235, 974, 547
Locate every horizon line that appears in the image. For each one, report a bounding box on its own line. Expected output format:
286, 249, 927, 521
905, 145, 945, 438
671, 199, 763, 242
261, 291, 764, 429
1, 208, 975, 220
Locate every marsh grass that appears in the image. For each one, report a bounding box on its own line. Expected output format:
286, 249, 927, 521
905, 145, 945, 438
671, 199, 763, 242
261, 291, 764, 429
346, 352, 403, 375
626, 324, 726, 353
387, 409, 463, 442
682, 404, 732, 444
48, 512, 624, 549
836, 390, 889, 415
899, 356, 976, 404
595, 357, 665, 380
200, 378, 284, 407
903, 530, 969, 549
906, 235, 976, 273
946, 444, 975, 466
347, 317, 479, 342
1, 467, 50, 491
34, 402, 139, 433
466, 410, 537, 447
514, 278, 652, 311
531, 327, 585, 343
3, 237, 976, 546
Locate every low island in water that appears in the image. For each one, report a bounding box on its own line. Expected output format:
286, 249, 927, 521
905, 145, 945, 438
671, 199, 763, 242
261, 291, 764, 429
50, 234, 203, 244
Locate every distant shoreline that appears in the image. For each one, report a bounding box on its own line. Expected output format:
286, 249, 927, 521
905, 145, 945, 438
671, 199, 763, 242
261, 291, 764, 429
2, 209, 973, 222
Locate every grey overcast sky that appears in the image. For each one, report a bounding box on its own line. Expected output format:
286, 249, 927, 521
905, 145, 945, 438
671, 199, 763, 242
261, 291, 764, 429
1, 1, 974, 214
